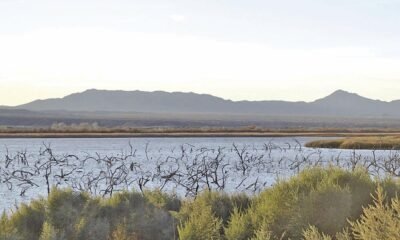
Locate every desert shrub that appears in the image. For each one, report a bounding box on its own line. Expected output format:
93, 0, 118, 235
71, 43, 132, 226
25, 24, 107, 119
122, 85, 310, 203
8, 199, 46, 240
143, 190, 181, 211
335, 229, 353, 240
1, 189, 178, 240
84, 190, 177, 240
39, 221, 63, 240
96, 191, 146, 227
250, 227, 274, 240
225, 167, 392, 239
302, 226, 332, 240
229, 193, 252, 212
294, 183, 352, 236
102, 191, 176, 239
350, 186, 400, 240
178, 191, 249, 226
46, 188, 89, 238
302, 187, 400, 240
379, 177, 400, 200
302, 226, 352, 240
130, 205, 176, 240
75, 216, 111, 240
178, 203, 223, 240
225, 208, 254, 240
0, 212, 20, 240
177, 191, 249, 239
109, 222, 138, 240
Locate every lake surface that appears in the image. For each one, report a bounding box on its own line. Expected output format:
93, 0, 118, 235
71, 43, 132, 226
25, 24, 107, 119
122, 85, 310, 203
0, 137, 398, 212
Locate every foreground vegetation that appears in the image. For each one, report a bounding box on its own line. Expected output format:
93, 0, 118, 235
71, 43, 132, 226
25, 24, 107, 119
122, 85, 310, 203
306, 136, 400, 150
1, 167, 399, 240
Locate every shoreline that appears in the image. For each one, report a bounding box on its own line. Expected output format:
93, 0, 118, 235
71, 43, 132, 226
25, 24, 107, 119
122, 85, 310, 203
1, 131, 400, 138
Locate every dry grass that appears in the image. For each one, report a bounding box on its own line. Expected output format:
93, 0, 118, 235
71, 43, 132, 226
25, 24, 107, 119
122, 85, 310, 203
306, 136, 400, 149
2, 125, 400, 138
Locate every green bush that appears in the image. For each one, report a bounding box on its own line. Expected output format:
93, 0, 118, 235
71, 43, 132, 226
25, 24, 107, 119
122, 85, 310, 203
350, 186, 400, 240
302, 226, 333, 240
144, 189, 181, 211
46, 188, 89, 238
109, 222, 138, 240
178, 191, 250, 225
0, 212, 20, 240
39, 222, 62, 240
8, 199, 46, 239
225, 167, 396, 239
176, 191, 252, 239
178, 203, 223, 240
302, 187, 400, 240
225, 208, 253, 240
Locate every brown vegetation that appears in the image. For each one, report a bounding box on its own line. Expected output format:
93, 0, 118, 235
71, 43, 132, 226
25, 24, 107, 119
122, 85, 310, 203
2, 124, 400, 138
306, 136, 400, 150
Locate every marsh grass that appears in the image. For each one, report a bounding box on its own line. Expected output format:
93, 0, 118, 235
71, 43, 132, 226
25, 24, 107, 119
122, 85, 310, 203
306, 136, 400, 150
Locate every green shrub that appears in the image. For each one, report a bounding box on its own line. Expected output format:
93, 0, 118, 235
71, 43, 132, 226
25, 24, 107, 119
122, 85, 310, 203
100, 191, 176, 240
75, 216, 111, 240
96, 191, 145, 227
8, 199, 46, 239
39, 222, 63, 240
109, 222, 138, 240
225, 167, 385, 239
225, 208, 254, 240
178, 204, 223, 240
144, 189, 181, 211
350, 186, 400, 240
178, 191, 249, 225
0, 212, 20, 240
302, 226, 332, 240
250, 228, 274, 240
46, 188, 89, 238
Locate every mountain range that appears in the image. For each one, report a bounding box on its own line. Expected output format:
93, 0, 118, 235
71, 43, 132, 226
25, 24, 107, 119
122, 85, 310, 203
10, 89, 400, 118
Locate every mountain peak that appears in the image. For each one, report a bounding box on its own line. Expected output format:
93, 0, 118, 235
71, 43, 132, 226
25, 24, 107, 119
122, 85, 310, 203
313, 90, 366, 103
328, 89, 358, 97
331, 89, 349, 94
84, 88, 99, 93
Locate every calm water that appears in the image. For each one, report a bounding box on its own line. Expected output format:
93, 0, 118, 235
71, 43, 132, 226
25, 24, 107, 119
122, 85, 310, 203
0, 137, 397, 212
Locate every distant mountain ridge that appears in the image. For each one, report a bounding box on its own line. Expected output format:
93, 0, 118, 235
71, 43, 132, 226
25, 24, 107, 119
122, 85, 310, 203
13, 89, 400, 117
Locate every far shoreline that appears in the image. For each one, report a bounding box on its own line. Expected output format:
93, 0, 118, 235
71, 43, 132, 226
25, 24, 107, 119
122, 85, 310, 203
1, 131, 400, 139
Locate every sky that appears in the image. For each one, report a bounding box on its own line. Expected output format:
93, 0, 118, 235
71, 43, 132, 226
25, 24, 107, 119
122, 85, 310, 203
1, 0, 400, 105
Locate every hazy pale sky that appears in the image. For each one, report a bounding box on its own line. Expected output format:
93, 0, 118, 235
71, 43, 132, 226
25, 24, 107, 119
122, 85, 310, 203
1, 0, 400, 105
